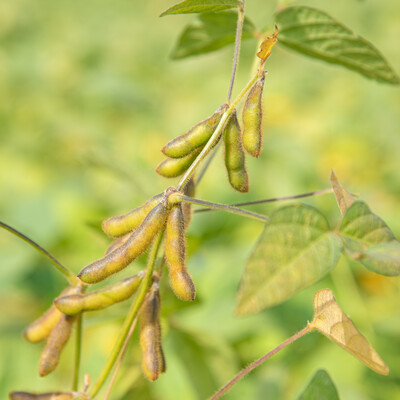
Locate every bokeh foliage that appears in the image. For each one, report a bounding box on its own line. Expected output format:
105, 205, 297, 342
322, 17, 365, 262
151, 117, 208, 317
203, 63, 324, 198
0, 0, 399, 399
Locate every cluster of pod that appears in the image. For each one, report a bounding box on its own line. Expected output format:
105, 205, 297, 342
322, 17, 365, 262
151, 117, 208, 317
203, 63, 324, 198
157, 72, 266, 193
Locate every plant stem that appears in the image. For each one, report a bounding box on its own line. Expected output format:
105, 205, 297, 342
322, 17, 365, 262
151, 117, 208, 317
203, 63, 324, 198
209, 325, 311, 400
88, 231, 164, 398
104, 315, 139, 400
176, 73, 259, 191
73, 314, 83, 391
172, 194, 269, 223
227, 1, 245, 103
195, 188, 334, 213
0, 221, 79, 286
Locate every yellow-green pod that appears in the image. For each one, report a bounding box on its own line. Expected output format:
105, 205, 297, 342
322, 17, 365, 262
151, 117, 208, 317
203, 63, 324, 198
55, 271, 144, 315
224, 110, 249, 193
9, 392, 77, 400
182, 178, 196, 227
78, 199, 170, 284
165, 204, 196, 301
23, 287, 76, 343
102, 193, 163, 238
38, 314, 76, 377
156, 147, 201, 178
242, 74, 265, 157
105, 233, 131, 255
140, 283, 165, 381
161, 105, 227, 158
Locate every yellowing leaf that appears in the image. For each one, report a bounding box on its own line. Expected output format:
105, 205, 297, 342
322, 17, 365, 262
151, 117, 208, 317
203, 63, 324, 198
257, 25, 279, 62
309, 289, 389, 375
330, 170, 354, 215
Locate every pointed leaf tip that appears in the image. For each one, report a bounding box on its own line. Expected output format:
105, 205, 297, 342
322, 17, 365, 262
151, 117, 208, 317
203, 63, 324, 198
298, 369, 339, 400
309, 289, 389, 375
330, 170, 354, 215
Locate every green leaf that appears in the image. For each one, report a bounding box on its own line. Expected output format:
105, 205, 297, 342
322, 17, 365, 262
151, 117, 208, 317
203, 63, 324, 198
339, 201, 400, 276
276, 6, 400, 84
236, 204, 342, 315
160, 0, 241, 17
298, 370, 340, 400
171, 12, 255, 59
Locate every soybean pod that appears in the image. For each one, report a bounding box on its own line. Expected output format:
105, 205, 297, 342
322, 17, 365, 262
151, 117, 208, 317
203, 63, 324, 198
105, 233, 131, 255
78, 198, 170, 284
161, 105, 227, 158
224, 110, 249, 193
38, 314, 76, 377
9, 392, 78, 400
181, 178, 196, 227
139, 282, 165, 381
165, 204, 195, 301
242, 74, 265, 157
55, 272, 144, 315
156, 148, 202, 178
102, 193, 163, 238
23, 287, 76, 343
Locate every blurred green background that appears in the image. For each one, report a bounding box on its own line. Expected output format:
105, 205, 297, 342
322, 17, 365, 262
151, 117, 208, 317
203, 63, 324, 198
0, 0, 399, 399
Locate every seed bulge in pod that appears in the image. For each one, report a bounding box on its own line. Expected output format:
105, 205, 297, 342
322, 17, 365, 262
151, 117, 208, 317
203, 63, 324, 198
242, 74, 265, 158
161, 104, 227, 158
78, 199, 169, 284
104, 233, 131, 255
23, 286, 77, 343
9, 392, 76, 400
165, 204, 195, 301
224, 110, 249, 193
38, 314, 76, 377
156, 147, 202, 178
55, 271, 144, 315
139, 283, 166, 381
181, 177, 196, 227
102, 193, 163, 238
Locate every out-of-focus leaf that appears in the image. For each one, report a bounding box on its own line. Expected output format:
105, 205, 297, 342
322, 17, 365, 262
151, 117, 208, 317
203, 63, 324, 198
339, 201, 400, 276
171, 12, 255, 59
309, 289, 389, 375
276, 6, 400, 84
236, 204, 342, 315
330, 170, 354, 215
160, 0, 241, 17
298, 369, 339, 400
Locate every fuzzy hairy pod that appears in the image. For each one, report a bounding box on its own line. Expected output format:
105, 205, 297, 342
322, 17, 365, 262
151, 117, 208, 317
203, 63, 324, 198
23, 287, 76, 343
182, 178, 196, 227
224, 110, 249, 192
105, 233, 131, 255
38, 314, 76, 377
242, 74, 265, 157
165, 204, 196, 301
139, 283, 166, 381
161, 105, 227, 158
9, 392, 77, 400
156, 147, 201, 178
102, 193, 163, 238
78, 199, 169, 284
55, 272, 144, 315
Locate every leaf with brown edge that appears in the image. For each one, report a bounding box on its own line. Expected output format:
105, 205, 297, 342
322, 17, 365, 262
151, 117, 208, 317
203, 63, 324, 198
309, 289, 389, 375
330, 170, 354, 215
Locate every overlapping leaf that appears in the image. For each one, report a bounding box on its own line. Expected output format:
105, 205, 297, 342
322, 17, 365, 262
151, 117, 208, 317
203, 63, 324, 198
276, 6, 400, 84
309, 289, 389, 375
160, 0, 241, 17
171, 12, 255, 59
330, 170, 354, 215
298, 369, 339, 400
236, 204, 342, 315
339, 201, 400, 276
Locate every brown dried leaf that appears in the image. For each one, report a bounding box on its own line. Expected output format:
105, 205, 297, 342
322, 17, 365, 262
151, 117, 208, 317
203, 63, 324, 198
256, 25, 278, 61
309, 289, 389, 375
330, 170, 354, 215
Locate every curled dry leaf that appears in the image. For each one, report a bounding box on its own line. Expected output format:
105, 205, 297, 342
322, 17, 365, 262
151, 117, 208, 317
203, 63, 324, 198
309, 288, 389, 375
330, 170, 354, 215
256, 25, 278, 62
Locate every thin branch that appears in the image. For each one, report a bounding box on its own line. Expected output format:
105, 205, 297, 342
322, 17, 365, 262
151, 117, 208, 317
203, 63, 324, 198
88, 231, 164, 398
0, 221, 79, 285
209, 325, 311, 400
227, 1, 245, 103
172, 194, 269, 223
195, 188, 334, 213
73, 314, 83, 391
104, 315, 139, 400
